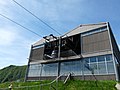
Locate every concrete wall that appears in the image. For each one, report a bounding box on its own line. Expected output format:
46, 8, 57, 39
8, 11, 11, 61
27, 74, 116, 81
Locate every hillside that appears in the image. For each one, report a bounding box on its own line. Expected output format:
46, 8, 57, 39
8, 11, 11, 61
0, 65, 117, 90
0, 65, 27, 83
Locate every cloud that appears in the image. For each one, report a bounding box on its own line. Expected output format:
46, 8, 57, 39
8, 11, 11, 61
0, 27, 18, 46
0, 25, 30, 69
0, 1, 8, 6
0, 0, 11, 12
0, 25, 37, 69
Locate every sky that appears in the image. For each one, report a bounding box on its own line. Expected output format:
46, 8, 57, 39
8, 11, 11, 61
0, 0, 120, 69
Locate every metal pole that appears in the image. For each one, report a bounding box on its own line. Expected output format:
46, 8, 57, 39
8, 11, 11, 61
82, 60, 85, 80
39, 64, 43, 81
58, 37, 61, 60
56, 37, 61, 90
58, 37, 61, 77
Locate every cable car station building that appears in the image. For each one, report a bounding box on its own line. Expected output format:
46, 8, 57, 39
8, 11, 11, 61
26, 22, 120, 81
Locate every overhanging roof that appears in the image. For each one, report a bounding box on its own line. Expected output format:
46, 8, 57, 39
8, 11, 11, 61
33, 22, 108, 46
32, 38, 45, 47
62, 22, 108, 37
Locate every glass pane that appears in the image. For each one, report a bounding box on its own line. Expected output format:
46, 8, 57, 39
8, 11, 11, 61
41, 63, 58, 76
98, 62, 107, 74
84, 63, 91, 75
107, 61, 115, 74
28, 64, 42, 77
84, 58, 89, 63
98, 55, 105, 62
90, 57, 96, 63
60, 60, 82, 76
106, 54, 112, 61
90, 63, 98, 74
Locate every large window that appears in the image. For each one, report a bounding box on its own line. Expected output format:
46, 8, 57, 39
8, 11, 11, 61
106, 54, 112, 61
41, 63, 58, 76
89, 63, 98, 74
106, 55, 115, 74
107, 61, 115, 74
98, 55, 105, 62
83, 54, 115, 75
84, 59, 91, 75
98, 62, 106, 74
90, 57, 97, 62
28, 55, 115, 77
28, 63, 58, 77
60, 60, 82, 76
28, 64, 42, 77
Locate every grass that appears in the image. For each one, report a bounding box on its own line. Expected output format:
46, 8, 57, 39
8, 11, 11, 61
0, 65, 26, 83
0, 80, 117, 90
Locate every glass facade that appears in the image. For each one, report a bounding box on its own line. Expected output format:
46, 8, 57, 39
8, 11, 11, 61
82, 54, 115, 75
60, 60, 82, 76
28, 54, 115, 77
41, 63, 58, 76
28, 64, 42, 77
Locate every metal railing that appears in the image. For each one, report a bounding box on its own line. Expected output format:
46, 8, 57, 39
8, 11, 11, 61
40, 73, 71, 90
64, 73, 71, 84
0, 73, 71, 90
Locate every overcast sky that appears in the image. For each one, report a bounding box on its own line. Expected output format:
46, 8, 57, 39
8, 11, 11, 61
0, 0, 120, 69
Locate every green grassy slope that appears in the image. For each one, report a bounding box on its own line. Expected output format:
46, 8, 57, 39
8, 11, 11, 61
0, 80, 117, 90
0, 65, 117, 90
0, 65, 26, 83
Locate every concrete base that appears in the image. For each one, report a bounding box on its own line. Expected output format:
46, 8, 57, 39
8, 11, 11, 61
27, 74, 116, 81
